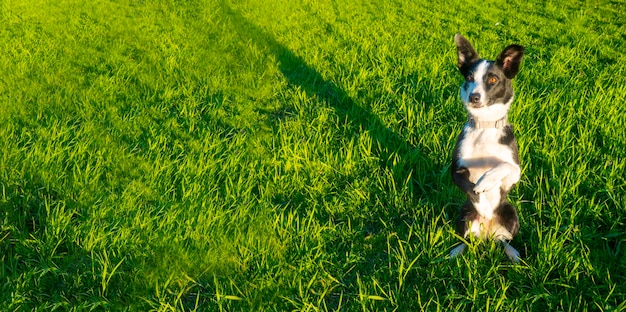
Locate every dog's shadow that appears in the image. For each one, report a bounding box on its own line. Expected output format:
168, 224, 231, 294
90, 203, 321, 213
219, 3, 409, 156
218, 0, 459, 264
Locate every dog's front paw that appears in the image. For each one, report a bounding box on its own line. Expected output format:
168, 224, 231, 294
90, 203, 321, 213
474, 176, 502, 194
473, 173, 502, 193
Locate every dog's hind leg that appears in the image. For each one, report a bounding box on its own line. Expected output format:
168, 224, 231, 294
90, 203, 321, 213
495, 201, 520, 238
495, 201, 521, 262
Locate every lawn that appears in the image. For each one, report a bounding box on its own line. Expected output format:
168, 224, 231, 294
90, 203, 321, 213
1, 0, 625, 310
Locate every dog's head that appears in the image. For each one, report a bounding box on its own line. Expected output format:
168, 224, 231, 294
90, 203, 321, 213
454, 34, 524, 121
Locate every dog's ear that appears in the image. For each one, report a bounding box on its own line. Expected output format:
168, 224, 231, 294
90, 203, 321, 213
455, 34, 479, 72
496, 44, 525, 79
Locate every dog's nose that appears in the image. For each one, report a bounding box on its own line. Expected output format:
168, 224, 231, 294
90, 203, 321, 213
469, 93, 481, 104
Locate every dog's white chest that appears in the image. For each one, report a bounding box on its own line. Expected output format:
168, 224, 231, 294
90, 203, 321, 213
457, 127, 514, 183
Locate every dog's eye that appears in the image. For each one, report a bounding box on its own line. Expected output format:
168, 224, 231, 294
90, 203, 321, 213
488, 76, 498, 84
466, 75, 474, 82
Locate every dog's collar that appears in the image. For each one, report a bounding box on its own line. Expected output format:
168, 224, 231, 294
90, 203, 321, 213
468, 116, 508, 129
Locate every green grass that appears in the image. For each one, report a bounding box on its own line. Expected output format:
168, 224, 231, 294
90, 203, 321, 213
1, 0, 625, 310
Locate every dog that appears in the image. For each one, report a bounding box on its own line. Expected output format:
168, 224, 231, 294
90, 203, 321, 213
449, 34, 525, 262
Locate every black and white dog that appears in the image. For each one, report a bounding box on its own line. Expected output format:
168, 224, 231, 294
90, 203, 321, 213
449, 34, 525, 262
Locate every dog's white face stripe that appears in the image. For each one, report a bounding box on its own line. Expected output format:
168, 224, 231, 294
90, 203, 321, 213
460, 60, 488, 104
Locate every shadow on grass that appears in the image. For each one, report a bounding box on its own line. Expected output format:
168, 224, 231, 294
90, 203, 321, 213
218, 3, 414, 166
212, 3, 446, 309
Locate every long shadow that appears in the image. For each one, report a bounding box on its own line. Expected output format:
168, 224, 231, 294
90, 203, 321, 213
218, 3, 414, 168
210, 5, 458, 310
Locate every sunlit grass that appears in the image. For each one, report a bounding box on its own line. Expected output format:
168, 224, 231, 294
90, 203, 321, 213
1, 0, 624, 310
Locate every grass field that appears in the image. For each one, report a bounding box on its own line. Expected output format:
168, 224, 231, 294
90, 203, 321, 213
1, 0, 625, 310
